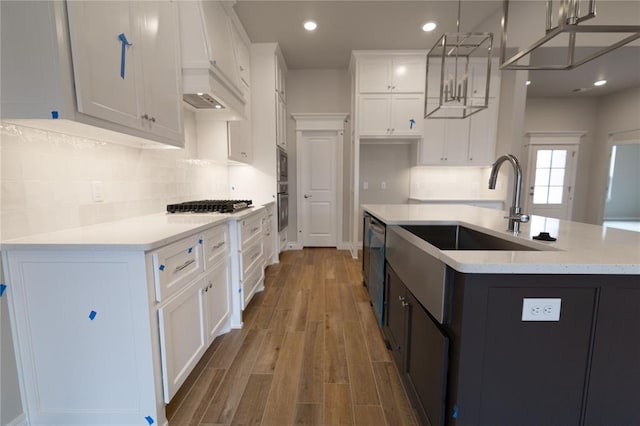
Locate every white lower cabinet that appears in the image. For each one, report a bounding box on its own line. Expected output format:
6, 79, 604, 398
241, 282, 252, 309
158, 277, 207, 402
2, 220, 239, 425
235, 209, 267, 310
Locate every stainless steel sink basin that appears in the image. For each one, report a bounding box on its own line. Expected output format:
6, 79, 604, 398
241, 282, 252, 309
401, 225, 540, 251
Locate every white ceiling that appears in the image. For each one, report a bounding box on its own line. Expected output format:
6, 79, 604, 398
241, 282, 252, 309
233, 1, 640, 98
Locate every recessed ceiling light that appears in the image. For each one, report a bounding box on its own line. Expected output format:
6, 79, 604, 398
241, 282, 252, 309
197, 92, 204, 96
214, 104, 222, 109
304, 21, 317, 31
526, 80, 531, 86
422, 22, 437, 32
594, 79, 607, 86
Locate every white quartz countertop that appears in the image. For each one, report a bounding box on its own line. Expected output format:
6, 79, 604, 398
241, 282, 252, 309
0, 206, 265, 252
363, 204, 640, 275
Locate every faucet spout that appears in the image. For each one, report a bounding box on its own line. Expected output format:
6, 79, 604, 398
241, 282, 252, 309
488, 154, 529, 233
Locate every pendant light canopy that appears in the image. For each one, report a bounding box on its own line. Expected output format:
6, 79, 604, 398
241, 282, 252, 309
500, 0, 640, 70
425, 0, 494, 119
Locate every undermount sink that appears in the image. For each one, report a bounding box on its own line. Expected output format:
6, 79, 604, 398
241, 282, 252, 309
401, 225, 540, 251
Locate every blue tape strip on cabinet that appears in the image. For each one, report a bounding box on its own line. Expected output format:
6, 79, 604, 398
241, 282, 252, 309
188, 247, 193, 254
452, 405, 459, 419
145, 416, 154, 425
0, 284, 6, 297
199, 239, 203, 244
51, 111, 59, 119
409, 118, 415, 129
159, 264, 165, 271
88, 310, 97, 321
118, 33, 132, 79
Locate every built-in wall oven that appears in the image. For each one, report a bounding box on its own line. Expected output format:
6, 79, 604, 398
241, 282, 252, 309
277, 148, 288, 232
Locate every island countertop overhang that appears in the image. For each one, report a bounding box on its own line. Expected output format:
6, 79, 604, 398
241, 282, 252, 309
363, 204, 640, 275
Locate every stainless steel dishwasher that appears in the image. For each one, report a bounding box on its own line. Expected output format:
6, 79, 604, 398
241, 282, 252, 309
363, 214, 386, 325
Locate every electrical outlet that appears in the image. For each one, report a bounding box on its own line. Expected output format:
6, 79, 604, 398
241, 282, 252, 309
91, 181, 104, 202
522, 298, 561, 321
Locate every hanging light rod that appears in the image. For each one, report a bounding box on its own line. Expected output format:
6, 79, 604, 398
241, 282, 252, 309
500, 0, 640, 70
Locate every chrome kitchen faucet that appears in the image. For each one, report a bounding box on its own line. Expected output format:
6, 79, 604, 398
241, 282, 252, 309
489, 154, 529, 235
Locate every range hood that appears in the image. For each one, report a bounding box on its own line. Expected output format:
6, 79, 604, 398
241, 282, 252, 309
178, 1, 246, 119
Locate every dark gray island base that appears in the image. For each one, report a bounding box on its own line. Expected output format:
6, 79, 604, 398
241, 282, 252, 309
385, 265, 639, 426
361, 204, 640, 426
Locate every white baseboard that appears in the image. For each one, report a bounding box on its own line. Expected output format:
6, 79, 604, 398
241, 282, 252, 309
7, 413, 28, 426
337, 241, 351, 250
286, 241, 303, 250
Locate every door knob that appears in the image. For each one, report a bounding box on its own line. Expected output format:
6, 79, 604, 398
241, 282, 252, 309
304, 194, 312, 199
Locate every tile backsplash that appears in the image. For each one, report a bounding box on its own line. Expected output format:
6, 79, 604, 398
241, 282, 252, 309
1, 111, 229, 240
410, 166, 508, 201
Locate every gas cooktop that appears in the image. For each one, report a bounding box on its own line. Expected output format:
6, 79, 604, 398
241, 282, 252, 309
166, 200, 253, 214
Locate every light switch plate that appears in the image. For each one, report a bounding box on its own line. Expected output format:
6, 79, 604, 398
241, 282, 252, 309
91, 181, 104, 202
522, 298, 561, 321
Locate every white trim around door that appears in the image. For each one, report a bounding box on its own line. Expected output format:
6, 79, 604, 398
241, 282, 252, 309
292, 113, 349, 248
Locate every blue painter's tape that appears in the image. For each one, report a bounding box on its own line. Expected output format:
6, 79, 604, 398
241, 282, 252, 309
238, 288, 242, 293
199, 239, 203, 244
452, 405, 459, 419
159, 264, 165, 271
118, 33, 132, 79
51, 111, 59, 119
0, 284, 6, 297
409, 118, 416, 129
188, 247, 193, 254
89, 310, 97, 321
145, 416, 154, 425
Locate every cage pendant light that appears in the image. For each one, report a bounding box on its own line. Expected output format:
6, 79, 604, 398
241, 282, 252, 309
425, 0, 493, 119
500, 0, 640, 70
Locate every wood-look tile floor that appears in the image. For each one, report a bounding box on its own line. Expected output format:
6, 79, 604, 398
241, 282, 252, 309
167, 248, 418, 426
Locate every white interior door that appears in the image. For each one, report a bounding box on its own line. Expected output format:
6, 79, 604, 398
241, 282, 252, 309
525, 144, 579, 220
301, 132, 337, 247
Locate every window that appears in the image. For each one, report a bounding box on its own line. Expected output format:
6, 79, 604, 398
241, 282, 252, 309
533, 149, 567, 205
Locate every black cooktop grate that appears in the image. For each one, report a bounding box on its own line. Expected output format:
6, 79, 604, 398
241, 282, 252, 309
166, 200, 253, 214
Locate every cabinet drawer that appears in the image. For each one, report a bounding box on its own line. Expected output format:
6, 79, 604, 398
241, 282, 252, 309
240, 240, 264, 280
202, 225, 229, 270
152, 235, 203, 302
238, 213, 264, 249
241, 260, 264, 310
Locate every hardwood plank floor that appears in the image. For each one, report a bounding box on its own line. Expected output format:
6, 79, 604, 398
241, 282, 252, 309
167, 248, 418, 426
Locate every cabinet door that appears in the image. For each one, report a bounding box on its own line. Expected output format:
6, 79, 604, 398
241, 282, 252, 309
391, 94, 424, 136
358, 95, 391, 136
231, 22, 250, 87
420, 105, 445, 164
477, 287, 596, 425
228, 82, 252, 163
200, 1, 239, 88
468, 99, 498, 165
442, 119, 471, 165
67, 1, 144, 130
391, 57, 426, 93
384, 265, 407, 369
137, 1, 183, 143
358, 58, 392, 93
585, 287, 640, 426
405, 291, 449, 426
158, 279, 207, 402
203, 263, 231, 344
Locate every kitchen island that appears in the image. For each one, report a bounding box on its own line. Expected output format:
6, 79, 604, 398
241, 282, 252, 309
362, 204, 640, 426
1, 206, 270, 426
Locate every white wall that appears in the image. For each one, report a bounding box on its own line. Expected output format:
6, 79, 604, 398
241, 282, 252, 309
523, 97, 598, 223
590, 85, 640, 223
285, 69, 351, 244
410, 166, 507, 202
523, 85, 640, 224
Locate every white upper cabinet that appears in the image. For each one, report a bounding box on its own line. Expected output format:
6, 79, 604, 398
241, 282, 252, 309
199, 1, 238, 89
0, 1, 184, 148
228, 82, 253, 163
230, 19, 251, 87
353, 52, 426, 139
358, 55, 426, 93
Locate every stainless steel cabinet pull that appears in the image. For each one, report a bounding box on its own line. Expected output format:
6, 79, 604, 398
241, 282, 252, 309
251, 227, 259, 233
150, 116, 156, 123
399, 296, 405, 302
141, 114, 149, 120
209, 283, 213, 289
175, 259, 195, 272
402, 301, 409, 307
212, 241, 225, 250
304, 194, 312, 199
